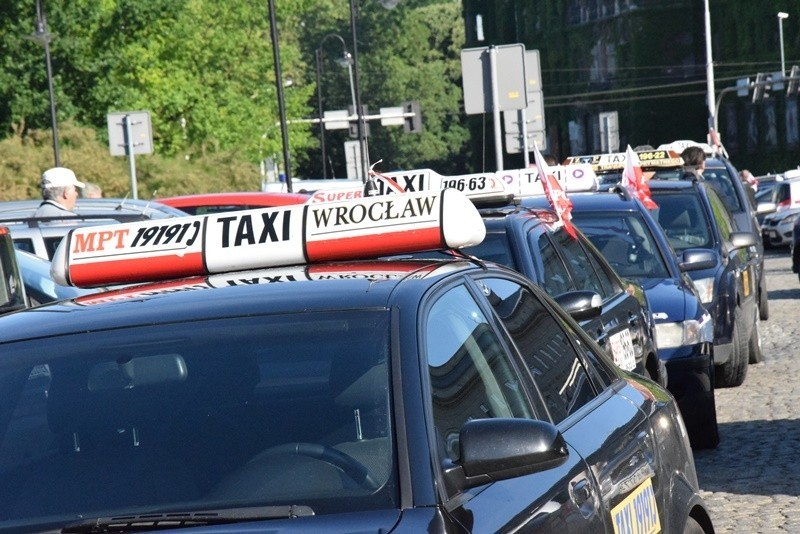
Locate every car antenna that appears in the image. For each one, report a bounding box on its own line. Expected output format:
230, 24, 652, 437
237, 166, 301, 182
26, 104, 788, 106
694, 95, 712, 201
115, 193, 130, 211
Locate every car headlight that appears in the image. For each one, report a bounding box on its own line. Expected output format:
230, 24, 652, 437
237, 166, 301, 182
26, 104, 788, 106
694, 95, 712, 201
692, 277, 714, 304
655, 313, 713, 349
782, 213, 800, 225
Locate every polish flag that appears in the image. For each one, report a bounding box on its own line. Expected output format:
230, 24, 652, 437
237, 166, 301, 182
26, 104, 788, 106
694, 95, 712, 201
621, 145, 658, 210
533, 143, 577, 239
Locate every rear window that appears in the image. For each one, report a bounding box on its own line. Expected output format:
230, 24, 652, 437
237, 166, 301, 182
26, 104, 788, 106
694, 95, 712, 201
0, 310, 397, 528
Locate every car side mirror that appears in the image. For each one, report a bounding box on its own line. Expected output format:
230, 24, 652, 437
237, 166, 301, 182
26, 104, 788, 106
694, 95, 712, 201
728, 231, 757, 251
679, 249, 718, 272
757, 201, 776, 215
442, 418, 569, 493
554, 290, 602, 322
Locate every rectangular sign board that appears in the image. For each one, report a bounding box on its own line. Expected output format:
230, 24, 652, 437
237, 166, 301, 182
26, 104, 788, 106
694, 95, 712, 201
462, 44, 528, 115
107, 111, 153, 156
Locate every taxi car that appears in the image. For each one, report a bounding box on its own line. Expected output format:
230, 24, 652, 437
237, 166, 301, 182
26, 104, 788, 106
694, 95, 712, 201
560, 188, 718, 449
157, 191, 310, 215
649, 179, 760, 387
570, 143, 769, 322
0, 191, 713, 533
366, 167, 660, 387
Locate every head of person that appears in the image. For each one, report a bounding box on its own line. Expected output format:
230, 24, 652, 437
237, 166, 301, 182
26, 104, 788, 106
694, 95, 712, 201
81, 182, 103, 199
680, 146, 706, 175
41, 167, 85, 211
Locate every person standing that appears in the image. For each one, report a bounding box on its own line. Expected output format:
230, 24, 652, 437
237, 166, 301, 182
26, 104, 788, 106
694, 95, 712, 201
33, 167, 85, 217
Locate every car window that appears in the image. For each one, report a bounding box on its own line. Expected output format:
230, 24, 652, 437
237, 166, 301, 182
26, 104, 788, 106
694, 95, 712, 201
573, 213, 671, 280
652, 191, 713, 252
0, 311, 397, 520
425, 284, 533, 463
706, 189, 734, 241
544, 228, 608, 297
480, 277, 597, 424
534, 231, 574, 296
461, 228, 517, 269
12, 239, 35, 255
703, 167, 744, 213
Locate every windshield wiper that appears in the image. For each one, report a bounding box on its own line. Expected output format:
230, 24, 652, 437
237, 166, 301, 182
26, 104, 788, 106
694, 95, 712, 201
61, 505, 314, 533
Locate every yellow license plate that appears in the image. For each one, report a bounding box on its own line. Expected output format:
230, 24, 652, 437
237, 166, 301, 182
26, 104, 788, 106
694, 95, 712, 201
743, 268, 750, 297
611, 477, 661, 534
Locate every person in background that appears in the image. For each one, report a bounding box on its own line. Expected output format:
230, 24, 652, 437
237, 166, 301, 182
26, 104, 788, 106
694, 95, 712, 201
33, 167, 85, 217
81, 182, 103, 199
680, 146, 706, 180
739, 169, 757, 210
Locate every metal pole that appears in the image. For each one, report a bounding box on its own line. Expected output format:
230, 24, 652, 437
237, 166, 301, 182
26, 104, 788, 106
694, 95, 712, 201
124, 115, 138, 199
779, 13, 789, 77
268, 0, 293, 191
349, 0, 368, 182
489, 46, 504, 171
315, 48, 327, 179
32, 0, 60, 167
704, 0, 716, 132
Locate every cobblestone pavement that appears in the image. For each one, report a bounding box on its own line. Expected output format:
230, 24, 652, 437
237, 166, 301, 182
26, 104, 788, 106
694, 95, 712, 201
693, 249, 800, 533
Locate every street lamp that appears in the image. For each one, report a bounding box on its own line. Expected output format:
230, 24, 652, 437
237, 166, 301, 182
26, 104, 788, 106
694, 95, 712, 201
267, 0, 293, 191
316, 34, 357, 179
26, 0, 60, 167
779, 12, 789, 77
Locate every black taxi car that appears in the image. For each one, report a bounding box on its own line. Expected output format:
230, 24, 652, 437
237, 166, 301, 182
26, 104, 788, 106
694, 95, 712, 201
0, 191, 713, 532
554, 189, 718, 450
649, 179, 760, 388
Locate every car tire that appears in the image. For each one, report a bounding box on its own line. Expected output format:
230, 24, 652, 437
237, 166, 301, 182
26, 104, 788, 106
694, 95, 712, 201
683, 516, 705, 534
748, 316, 764, 364
688, 365, 720, 450
758, 275, 770, 321
716, 313, 749, 388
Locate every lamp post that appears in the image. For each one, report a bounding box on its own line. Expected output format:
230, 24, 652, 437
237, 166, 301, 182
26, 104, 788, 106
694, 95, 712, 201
267, 0, 292, 191
316, 34, 357, 179
27, 0, 60, 167
779, 12, 789, 77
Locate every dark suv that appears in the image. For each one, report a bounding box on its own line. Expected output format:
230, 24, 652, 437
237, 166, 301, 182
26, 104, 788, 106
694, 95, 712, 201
649, 179, 760, 388
563, 189, 718, 449
455, 204, 661, 386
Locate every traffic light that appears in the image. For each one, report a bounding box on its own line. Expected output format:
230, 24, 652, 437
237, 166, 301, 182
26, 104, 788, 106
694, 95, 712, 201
402, 100, 422, 134
348, 105, 370, 138
752, 73, 772, 102
788, 65, 800, 96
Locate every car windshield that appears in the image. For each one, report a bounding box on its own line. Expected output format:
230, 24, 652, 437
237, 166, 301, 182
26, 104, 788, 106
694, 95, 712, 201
0, 310, 396, 529
650, 191, 713, 252
462, 228, 518, 270
571, 212, 670, 280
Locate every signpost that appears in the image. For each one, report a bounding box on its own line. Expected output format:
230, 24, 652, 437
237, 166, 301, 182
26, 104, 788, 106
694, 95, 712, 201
107, 111, 153, 199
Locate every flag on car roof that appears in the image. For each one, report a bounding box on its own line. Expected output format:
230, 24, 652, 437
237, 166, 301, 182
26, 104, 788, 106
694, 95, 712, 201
533, 142, 577, 239
621, 145, 658, 211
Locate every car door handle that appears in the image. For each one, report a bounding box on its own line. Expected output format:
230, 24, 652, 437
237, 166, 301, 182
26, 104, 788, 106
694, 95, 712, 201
570, 476, 596, 518
628, 313, 640, 328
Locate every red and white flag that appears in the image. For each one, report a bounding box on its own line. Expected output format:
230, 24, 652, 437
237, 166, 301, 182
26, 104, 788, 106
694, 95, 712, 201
533, 143, 577, 239
621, 145, 658, 210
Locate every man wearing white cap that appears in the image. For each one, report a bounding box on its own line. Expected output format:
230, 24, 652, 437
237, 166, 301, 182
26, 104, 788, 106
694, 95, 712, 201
34, 167, 85, 217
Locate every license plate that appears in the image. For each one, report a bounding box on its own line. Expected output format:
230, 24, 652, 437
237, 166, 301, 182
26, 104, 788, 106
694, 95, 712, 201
611, 477, 661, 534
770, 230, 778, 239
609, 329, 636, 371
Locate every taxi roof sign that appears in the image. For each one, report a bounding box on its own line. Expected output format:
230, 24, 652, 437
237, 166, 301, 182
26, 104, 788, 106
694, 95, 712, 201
563, 150, 683, 172
657, 140, 715, 156
51, 189, 486, 288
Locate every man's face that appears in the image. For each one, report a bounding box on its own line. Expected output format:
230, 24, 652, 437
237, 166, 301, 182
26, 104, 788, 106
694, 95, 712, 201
62, 185, 79, 210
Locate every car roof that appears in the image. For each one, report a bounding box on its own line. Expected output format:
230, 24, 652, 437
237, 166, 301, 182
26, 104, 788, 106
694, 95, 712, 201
158, 191, 310, 208
0, 257, 481, 344
0, 198, 186, 221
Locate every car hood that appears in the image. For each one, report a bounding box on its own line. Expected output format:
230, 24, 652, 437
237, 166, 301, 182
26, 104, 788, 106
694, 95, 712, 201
638, 277, 703, 324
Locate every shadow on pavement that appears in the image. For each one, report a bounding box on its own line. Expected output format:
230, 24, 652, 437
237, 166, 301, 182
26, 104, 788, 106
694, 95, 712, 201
693, 418, 800, 495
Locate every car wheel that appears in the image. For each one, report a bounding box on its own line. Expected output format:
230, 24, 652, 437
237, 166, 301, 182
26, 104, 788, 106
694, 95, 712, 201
683, 516, 705, 534
688, 365, 719, 450
716, 313, 749, 388
748, 316, 764, 364
758, 275, 769, 321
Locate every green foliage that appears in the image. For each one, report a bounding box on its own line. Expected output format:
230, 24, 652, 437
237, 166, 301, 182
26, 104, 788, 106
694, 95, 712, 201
0, 0, 469, 194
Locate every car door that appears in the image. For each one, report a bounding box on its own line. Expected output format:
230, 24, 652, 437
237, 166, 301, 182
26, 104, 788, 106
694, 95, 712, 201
421, 280, 604, 532
479, 275, 662, 532
532, 225, 649, 378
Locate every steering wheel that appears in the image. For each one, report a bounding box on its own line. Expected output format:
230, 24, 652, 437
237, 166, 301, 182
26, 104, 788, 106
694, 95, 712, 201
253, 442, 381, 491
